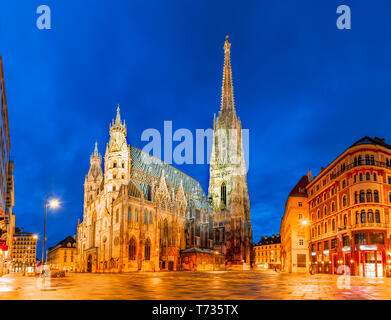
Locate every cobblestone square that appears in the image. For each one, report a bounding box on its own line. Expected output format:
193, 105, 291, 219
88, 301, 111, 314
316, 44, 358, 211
0, 271, 390, 300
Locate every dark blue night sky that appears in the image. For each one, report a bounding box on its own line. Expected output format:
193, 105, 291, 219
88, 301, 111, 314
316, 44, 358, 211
1, 0, 391, 257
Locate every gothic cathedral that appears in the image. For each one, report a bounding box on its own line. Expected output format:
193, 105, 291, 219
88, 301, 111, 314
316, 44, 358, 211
76, 37, 252, 272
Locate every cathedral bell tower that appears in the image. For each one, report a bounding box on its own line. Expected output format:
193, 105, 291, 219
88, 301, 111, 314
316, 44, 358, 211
84, 141, 103, 211
104, 105, 131, 203
209, 36, 252, 269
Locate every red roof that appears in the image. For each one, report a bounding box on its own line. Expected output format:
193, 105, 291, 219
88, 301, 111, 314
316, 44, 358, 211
289, 175, 309, 197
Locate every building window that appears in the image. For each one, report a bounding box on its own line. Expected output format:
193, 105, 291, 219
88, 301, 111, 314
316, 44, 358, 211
375, 210, 380, 223
129, 237, 136, 260
373, 173, 377, 181
369, 232, 384, 245
299, 239, 304, 246
355, 233, 367, 245
332, 202, 335, 212
360, 190, 365, 203
332, 219, 336, 231
342, 236, 350, 247
358, 156, 362, 165
135, 211, 138, 222
221, 183, 227, 206
388, 176, 391, 185
343, 214, 347, 226
144, 212, 147, 225
366, 190, 372, 202
298, 202, 302, 207
371, 155, 375, 165
324, 222, 328, 233
361, 210, 366, 223
366, 173, 370, 181
389, 192, 391, 203
374, 190, 379, 203
355, 211, 359, 224
324, 240, 329, 250
298, 214, 302, 219
149, 212, 153, 224
368, 210, 374, 223
342, 180, 346, 189
331, 239, 338, 249
365, 155, 370, 165
113, 162, 117, 168
144, 238, 151, 260
359, 173, 363, 181
343, 195, 347, 207
116, 209, 119, 223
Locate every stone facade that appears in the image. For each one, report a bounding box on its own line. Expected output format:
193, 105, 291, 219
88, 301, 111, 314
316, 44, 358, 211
47, 236, 77, 272
76, 37, 253, 272
209, 36, 252, 269
280, 174, 311, 273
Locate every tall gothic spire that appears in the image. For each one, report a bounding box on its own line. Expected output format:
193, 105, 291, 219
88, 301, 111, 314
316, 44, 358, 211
115, 104, 122, 125
220, 35, 236, 116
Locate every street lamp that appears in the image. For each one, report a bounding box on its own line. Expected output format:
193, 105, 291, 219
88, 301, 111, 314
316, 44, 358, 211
41, 195, 60, 265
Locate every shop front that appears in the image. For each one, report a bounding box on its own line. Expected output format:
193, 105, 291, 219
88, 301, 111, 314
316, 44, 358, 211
353, 231, 386, 277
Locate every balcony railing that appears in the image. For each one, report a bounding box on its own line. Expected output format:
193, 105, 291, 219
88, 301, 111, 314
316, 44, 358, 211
330, 160, 390, 181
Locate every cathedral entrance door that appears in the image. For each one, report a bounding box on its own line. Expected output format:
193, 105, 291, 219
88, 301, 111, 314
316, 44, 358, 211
87, 255, 93, 272
168, 261, 174, 271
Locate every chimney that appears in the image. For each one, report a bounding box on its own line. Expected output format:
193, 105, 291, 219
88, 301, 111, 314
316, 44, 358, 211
307, 169, 312, 182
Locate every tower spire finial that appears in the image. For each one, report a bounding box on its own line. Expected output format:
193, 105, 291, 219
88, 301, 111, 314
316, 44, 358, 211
220, 35, 235, 114
115, 104, 121, 125
94, 140, 99, 157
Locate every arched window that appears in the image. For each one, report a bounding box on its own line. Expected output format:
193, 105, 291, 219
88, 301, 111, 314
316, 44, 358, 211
374, 190, 379, 203
122, 162, 125, 168
343, 214, 347, 226
371, 155, 375, 165
373, 173, 377, 181
354, 192, 358, 204
221, 183, 227, 206
129, 237, 136, 260
332, 219, 336, 231
361, 210, 366, 223
365, 155, 370, 164
144, 238, 151, 261
366, 190, 372, 202
389, 192, 391, 203
332, 202, 335, 212
375, 210, 380, 223
360, 190, 365, 203
387, 159, 390, 167
368, 210, 374, 223
355, 211, 359, 224
149, 212, 153, 224
317, 210, 320, 219
134, 210, 138, 222
358, 156, 362, 165
366, 173, 370, 181
359, 173, 363, 181
354, 157, 358, 167
144, 211, 147, 224
113, 162, 117, 168
342, 180, 346, 189
317, 225, 321, 235
324, 222, 328, 233
324, 206, 327, 216
343, 195, 347, 207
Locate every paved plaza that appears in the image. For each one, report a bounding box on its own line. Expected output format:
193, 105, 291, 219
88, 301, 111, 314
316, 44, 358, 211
0, 270, 390, 300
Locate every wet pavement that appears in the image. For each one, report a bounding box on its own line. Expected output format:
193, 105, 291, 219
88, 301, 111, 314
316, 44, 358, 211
0, 270, 390, 300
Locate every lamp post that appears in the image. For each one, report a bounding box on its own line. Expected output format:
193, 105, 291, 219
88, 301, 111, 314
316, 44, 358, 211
41, 196, 60, 265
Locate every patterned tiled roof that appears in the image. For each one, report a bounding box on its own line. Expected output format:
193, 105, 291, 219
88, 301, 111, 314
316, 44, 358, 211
129, 146, 211, 211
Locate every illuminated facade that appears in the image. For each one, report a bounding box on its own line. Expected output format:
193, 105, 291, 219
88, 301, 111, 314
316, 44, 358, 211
0, 56, 15, 275
308, 137, 391, 277
77, 37, 253, 272
209, 36, 252, 269
280, 174, 311, 273
254, 234, 281, 270
77, 108, 213, 272
47, 236, 77, 272
10, 228, 37, 273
